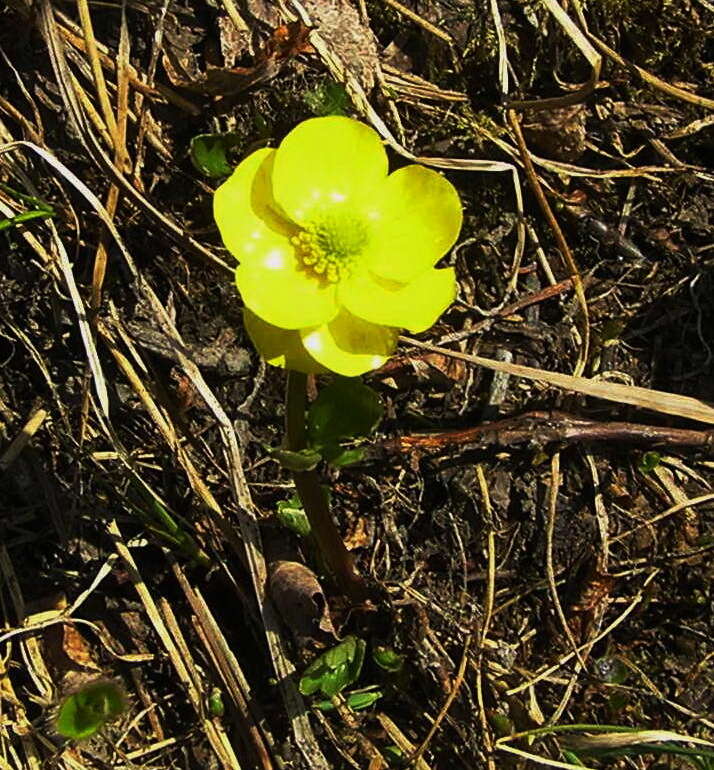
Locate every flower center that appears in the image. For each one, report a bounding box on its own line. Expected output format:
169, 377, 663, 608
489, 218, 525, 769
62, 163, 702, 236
291, 210, 368, 283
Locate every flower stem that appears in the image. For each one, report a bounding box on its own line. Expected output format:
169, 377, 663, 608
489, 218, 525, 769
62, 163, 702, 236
285, 370, 368, 601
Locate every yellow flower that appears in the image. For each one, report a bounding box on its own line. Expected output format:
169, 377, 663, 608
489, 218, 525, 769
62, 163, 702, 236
214, 116, 462, 376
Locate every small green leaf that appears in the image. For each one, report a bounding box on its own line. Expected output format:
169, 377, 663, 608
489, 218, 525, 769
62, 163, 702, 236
270, 448, 322, 472
126, 481, 211, 567
303, 80, 350, 117
487, 710, 513, 737
320, 668, 348, 697
639, 451, 661, 473
307, 378, 382, 449
561, 750, 587, 766
314, 688, 382, 712
190, 132, 242, 178
54, 680, 126, 740
298, 666, 325, 696
0, 209, 55, 232
372, 645, 404, 673
299, 636, 366, 697
329, 447, 367, 468
276, 496, 311, 537
207, 687, 225, 717
383, 745, 405, 765
346, 689, 382, 710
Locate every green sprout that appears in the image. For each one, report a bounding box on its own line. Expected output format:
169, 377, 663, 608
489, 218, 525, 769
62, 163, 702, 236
126, 481, 211, 568
372, 645, 404, 673
54, 680, 126, 740
276, 493, 312, 536
303, 79, 350, 117
638, 450, 661, 473
273, 376, 383, 472
299, 635, 366, 698
314, 685, 382, 712
213, 116, 462, 376
0, 181, 55, 233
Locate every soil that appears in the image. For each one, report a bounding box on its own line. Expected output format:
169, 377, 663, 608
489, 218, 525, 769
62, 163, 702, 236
0, 0, 713, 768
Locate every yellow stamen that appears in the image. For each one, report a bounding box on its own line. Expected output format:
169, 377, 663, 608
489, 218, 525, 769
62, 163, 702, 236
292, 211, 367, 283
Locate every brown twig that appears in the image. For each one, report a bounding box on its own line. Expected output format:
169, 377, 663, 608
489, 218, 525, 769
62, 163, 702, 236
391, 410, 714, 454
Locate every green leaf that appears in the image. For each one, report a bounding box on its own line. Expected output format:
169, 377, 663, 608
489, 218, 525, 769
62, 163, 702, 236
307, 378, 382, 449
346, 689, 382, 710
270, 448, 322, 472
276, 495, 311, 537
299, 636, 366, 697
126, 481, 211, 567
372, 645, 404, 673
314, 688, 382, 712
190, 132, 242, 178
0, 209, 55, 232
328, 446, 367, 468
639, 451, 661, 473
384, 745, 404, 764
303, 80, 350, 117
207, 687, 225, 717
54, 680, 125, 740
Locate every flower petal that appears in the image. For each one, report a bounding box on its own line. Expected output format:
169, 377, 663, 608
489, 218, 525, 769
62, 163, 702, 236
235, 252, 339, 329
271, 117, 388, 224
363, 165, 462, 283
300, 310, 398, 377
214, 148, 295, 264
243, 309, 325, 374
340, 267, 456, 333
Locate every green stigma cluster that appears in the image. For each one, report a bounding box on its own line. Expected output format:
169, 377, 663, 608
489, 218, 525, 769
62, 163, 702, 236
291, 213, 368, 283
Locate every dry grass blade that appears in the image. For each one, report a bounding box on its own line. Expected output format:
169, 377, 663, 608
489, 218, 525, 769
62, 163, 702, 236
75, 0, 117, 135
611, 492, 714, 545
0, 142, 108, 419
37, 0, 229, 272
401, 337, 714, 425
564, 729, 714, 750
107, 520, 241, 770
497, 743, 597, 770
0, 408, 47, 471
378, 0, 453, 45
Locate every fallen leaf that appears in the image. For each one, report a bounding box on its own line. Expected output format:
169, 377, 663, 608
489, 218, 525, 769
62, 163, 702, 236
269, 560, 337, 642
523, 105, 587, 162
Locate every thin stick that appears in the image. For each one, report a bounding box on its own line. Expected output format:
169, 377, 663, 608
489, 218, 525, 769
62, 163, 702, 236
392, 410, 714, 453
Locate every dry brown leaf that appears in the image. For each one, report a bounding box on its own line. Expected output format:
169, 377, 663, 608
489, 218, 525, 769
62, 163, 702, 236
162, 16, 312, 95
269, 560, 337, 642
523, 105, 587, 162
44, 622, 102, 676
